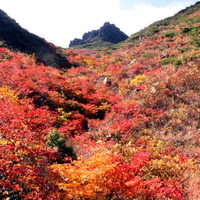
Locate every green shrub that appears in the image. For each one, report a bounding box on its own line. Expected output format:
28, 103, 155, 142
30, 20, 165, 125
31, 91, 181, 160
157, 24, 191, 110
156, 19, 170, 26
191, 38, 200, 48
143, 53, 152, 58
160, 58, 182, 66
181, 27, 193, 33
160, 58, 174, 65
150, 36, 158, 40
173, 60, 182, 66
146, 27, 160, 36
162, 31, 176, 38
47, 129, 77, 162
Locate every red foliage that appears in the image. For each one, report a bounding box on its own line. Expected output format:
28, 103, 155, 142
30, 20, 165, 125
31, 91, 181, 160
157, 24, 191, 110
0, 10, 199, 198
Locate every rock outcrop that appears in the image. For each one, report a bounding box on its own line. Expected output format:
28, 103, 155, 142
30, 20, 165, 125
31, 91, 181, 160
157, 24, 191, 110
69, 22, 128, 47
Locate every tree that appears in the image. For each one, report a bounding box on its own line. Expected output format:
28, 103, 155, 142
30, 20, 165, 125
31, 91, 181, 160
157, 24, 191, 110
47, 129, 77, 162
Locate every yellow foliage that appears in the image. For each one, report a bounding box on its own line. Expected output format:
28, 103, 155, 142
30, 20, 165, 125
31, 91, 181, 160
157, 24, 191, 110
130, 74, 147, 85
83, 58, 94, 67
0, 138, 10, 145
0, 85, 18, 102
57, 107, 72, 122
48, 153, 119, 200
97, 102, 110, 112
145, 154, 196, 180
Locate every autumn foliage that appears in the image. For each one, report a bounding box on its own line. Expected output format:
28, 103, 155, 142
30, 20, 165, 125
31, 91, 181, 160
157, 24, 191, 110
0, 3, 200, 200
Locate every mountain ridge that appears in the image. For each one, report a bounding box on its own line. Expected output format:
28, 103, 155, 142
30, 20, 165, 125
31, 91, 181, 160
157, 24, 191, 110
0, 9, 71, 68
69, 22, 128, 48
127, 1, 200, 44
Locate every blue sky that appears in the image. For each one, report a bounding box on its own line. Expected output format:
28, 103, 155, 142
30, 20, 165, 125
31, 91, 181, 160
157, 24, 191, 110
1, 0, 198, 47
120, 0, 197, 8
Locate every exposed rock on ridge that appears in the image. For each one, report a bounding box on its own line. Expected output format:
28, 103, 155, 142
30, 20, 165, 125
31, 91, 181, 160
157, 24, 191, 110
69, 22, 128, 47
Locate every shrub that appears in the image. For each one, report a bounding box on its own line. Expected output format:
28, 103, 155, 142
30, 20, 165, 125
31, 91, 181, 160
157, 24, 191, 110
181, 27, 193, 33
162, 31, 176, 38
47, 129, 77, 161
160, 58, 182, 66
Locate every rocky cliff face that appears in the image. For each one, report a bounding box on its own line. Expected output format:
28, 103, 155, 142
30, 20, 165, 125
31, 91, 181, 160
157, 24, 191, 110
69, 22, 128, 47
0, 9, 71, 68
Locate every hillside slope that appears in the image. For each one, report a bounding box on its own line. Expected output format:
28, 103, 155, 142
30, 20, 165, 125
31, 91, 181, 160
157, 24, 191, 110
0, 2, 199, 200
0, 9, 71, 68
65, 1, 200, 144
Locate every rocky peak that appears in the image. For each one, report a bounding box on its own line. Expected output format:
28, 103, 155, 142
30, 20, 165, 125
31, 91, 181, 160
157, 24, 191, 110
69, 22, 128, 47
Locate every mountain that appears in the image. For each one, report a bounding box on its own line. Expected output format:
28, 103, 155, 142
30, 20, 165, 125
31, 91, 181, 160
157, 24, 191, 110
0, 2, 199, 200
69, 22, 128, 48
126, 1, 200, 46
0, 9, 71, 68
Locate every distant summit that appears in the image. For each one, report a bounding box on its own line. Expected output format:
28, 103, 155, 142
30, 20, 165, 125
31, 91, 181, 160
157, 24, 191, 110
0, 9, 71, 68
69, 22, 128, 47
